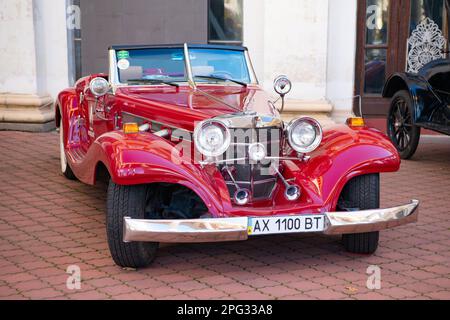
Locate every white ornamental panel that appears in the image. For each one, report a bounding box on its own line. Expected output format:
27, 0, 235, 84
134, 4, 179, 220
407, 17, 447, 73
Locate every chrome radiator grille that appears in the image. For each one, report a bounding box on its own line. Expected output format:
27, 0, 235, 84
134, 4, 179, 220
219, 127, 282, 201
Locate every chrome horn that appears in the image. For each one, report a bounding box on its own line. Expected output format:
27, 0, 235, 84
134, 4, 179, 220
234, 189, 250, 206
272, 165, 301, 201
224, 166, 251, 206
285, 185, 301, 201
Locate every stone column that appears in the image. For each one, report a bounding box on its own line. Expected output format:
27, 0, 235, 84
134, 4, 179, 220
0, 0, 69, 132
326, 0, 358, 123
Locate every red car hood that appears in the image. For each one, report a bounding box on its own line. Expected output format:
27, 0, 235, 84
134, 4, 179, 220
115, 85, 279, 131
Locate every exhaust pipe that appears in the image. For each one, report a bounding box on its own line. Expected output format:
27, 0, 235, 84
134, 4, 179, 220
234, 189, 250, 206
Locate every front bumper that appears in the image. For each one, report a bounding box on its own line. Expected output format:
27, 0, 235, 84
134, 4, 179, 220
123, 200, 419, 243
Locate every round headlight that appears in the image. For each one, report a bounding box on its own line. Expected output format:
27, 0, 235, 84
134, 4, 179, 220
194, 120, 231, 157
287, 117, 323, 154
89, 77, 110, 97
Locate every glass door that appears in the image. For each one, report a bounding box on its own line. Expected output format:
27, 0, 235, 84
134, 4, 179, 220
355, 0, 449, 117
355, 0, 404, 116
364, 0, 390, 94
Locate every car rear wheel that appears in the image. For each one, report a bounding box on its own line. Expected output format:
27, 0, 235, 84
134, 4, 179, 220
339, 174, 380, 255
387, 90, 421, 159
59, 119, 77, 180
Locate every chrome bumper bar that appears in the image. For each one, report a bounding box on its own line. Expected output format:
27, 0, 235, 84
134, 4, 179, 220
123, 200, 419, 243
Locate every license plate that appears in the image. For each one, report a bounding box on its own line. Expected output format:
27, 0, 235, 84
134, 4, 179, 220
248, 215, 325, 236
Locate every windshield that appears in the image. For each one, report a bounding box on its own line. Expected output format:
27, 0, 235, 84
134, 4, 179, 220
190, 48, 251, 84
115, 47, 252, 85
116, 48, 186, 83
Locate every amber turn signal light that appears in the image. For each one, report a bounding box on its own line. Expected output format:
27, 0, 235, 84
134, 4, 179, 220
123, 122, 139, 134
346, 117, 366, 127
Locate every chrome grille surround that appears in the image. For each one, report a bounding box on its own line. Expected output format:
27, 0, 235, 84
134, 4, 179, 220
212, 113, 284, 202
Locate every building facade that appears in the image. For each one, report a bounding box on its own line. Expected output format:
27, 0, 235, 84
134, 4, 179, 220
0, 0, 448, 130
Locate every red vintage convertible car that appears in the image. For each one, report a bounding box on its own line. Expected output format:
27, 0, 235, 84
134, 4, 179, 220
57, 44, 419, 268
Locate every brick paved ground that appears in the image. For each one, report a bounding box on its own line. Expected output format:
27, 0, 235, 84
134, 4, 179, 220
0, 131, 449, 300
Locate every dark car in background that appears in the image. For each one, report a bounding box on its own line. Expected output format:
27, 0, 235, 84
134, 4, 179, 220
382, 0, 450, 159
383, 59, 450, 159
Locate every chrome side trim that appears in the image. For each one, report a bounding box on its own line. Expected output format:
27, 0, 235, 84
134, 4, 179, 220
123, 217, 248, 243
121, 111, 193, 140
123, 200, 419, 243
153, 129, 170, 138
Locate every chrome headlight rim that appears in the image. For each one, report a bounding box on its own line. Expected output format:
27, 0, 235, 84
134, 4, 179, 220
287, 117, 323, 154
194, 119, 231, 158
89, 77, 110, 97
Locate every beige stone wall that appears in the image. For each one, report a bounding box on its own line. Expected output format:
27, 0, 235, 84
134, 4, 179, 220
0, 0, 69, 131
244, 0, 329, 101
244, 0, 358, 124
0, 0, 38, 95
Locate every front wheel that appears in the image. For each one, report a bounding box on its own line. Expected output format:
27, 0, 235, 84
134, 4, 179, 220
106, 182, 208, 268
106, 182, 159, 268
339, 174, 380, 254
387, 90, 421, 159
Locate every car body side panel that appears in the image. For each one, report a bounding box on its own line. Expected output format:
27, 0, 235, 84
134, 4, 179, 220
418, 58, 450, 80
60, 114, 400, 217
220, 125, 400, 217
56, 89, 82, 153
68, 131, 226, 216
301, 126, 400, 213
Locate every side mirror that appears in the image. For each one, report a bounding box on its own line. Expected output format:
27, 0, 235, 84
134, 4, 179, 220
274, 75, 292, 97
273, 75, 292, 113
89, 77, 110, 98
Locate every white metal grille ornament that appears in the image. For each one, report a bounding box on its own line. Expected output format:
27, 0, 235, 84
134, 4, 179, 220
407, 17, 447, 73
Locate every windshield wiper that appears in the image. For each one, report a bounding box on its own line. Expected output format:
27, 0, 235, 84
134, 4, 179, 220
194, 76, 248, 87
126, 79, 179, 88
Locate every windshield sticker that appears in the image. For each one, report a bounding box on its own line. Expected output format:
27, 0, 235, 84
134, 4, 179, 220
117, 50, 130, 59
117, 59, 130, 70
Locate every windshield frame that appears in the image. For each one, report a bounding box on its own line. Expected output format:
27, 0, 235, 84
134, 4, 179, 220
108, 44, 258, 91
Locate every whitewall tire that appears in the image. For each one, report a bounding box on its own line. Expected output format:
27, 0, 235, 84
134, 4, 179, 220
59, 119, 77, 180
